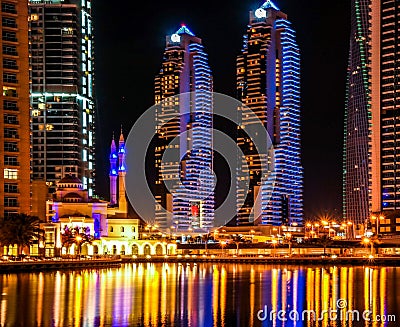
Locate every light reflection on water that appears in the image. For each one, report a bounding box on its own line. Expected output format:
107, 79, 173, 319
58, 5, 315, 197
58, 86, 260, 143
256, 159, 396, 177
0, 263, 398, 327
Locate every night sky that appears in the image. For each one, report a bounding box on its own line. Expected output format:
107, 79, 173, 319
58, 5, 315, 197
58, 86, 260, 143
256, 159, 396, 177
93, 0, 350, 219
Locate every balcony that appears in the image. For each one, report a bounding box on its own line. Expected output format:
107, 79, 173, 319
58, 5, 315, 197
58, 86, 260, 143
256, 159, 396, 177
1, 20, 17, 29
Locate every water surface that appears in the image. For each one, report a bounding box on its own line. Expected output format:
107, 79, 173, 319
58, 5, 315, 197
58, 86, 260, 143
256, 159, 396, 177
0, 263, 398, 326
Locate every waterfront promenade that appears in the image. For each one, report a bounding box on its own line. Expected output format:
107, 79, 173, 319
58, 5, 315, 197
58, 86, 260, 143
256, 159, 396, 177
125, 254, 400, 266
0, 254, 398, 273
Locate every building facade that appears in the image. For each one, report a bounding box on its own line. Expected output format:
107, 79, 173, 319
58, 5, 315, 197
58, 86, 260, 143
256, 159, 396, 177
236, 0, 303, 226
45, 175, 107, 256
154, 25, 214, 232
28, 0, 95, 195
0, 0, 30, 217
343, 0, 371, 227
344, 0, 400, 235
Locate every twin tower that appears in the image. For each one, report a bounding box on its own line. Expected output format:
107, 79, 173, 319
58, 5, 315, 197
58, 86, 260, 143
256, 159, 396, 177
110, 0, 303, 231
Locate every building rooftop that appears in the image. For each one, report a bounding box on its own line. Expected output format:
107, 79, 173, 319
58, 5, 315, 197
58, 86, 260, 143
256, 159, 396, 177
175, 24, 195, 36
260, 0, 280, 11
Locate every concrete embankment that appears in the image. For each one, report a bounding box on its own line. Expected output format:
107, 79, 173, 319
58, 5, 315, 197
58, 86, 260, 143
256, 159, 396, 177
0, 259, 122, 273
122, 256, 400, 266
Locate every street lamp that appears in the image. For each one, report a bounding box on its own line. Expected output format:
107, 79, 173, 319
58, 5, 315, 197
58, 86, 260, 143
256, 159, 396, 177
174, 220, 179, 235
271, 239, 278, 257
370, 215, 384, 236
314, 223, 320, 237
305, 223, 312, 238
362, 237, 373, 255
285, 233, 292, 256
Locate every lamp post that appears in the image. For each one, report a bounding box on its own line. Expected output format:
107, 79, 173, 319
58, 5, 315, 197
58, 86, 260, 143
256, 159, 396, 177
174, 220, 179, 236
362, 237, 373, 256
314, 223, 320, 237
271, 239, 278, 257
306, 223, 312, 238
321, 220, 330, 237
285, 233, 292, 256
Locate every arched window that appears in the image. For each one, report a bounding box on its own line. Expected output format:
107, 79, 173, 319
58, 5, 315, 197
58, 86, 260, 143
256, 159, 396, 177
110, 226, 113, 232
121, 226, 125, 232
132, 226, 136, 232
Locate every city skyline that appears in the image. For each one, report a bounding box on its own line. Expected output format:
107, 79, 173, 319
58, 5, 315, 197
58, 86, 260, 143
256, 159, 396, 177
94, 0, 349, 218
0, 1, 400, 325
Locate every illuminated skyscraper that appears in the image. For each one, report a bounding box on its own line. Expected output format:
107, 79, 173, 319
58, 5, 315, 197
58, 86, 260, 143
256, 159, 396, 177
28, 0, 95, 195
237, 0, 303, 226
344, 0, 400, 235
154, 25, 214, 232
343, 0, 370, 226
0, 0, 30, 217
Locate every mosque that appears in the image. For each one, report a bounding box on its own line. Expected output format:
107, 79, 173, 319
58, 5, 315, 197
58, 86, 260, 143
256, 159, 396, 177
42, 130, 176, 257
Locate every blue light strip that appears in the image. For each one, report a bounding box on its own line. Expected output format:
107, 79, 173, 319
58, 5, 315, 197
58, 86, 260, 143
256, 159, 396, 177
261, 0, 280, 11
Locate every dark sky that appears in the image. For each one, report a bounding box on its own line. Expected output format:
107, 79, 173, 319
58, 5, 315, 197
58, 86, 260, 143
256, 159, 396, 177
93, 0, 350, 219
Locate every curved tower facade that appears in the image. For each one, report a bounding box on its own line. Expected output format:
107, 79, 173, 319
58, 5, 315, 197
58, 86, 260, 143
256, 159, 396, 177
344, 0, 400, 235
237, 0, 303, 226
343, 0, 371, 225
154, 26, 214, 232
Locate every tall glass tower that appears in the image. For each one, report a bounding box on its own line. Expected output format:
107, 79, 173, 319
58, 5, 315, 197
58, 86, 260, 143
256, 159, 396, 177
344, 0, 400, 235
28, 0, 95, 195
237, 0, 303, 226
154, 25, 214, 232
343, 0, 370, 226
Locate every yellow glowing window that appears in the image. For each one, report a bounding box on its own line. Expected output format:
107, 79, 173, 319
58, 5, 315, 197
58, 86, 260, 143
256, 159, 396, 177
3, 86, 16, 97
32, 109, 40, 117
4, 168, 18, 180
46, 124, 54, 131
29, 14, 39, 21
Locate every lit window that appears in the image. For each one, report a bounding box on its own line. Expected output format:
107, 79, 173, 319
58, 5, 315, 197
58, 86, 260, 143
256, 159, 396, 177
29, 14, 39, 21
4, 168, 18, 180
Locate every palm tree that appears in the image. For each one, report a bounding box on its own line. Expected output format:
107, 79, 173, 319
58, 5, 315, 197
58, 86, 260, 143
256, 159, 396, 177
0, 219, 15, 253
0, 214, 44, 256
232, 235, 243, 255
61, 226, 93, 255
